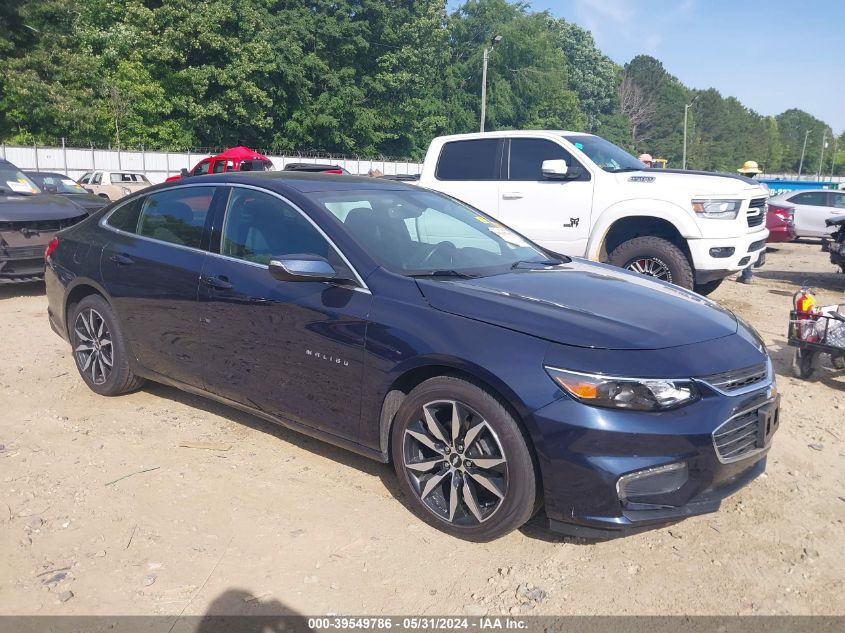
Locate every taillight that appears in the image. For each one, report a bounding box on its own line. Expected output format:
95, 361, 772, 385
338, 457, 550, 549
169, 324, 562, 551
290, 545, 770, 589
323, 169, 344, 174
45, 237, 59, 260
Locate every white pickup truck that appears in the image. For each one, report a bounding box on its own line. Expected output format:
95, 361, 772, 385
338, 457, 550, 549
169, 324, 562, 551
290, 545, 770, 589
418, 131, 769, 294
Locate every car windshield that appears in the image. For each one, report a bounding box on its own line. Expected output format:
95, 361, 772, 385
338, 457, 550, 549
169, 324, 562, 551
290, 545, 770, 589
27, 173, 87, 194
310, 188, 560, 277
563, 134, 645, 173
0, 166, 40, 195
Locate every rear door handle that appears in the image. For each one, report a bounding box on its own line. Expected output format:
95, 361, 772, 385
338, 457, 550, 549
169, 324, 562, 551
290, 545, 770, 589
502, 191, 524, 200
201, 275, 233, 290
109, 253, 134, 265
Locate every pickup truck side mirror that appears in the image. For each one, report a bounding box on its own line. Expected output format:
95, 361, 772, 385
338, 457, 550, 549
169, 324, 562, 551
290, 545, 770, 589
268, 254, 338, 282
541, 159, 570, 179
180, 168, 189, 178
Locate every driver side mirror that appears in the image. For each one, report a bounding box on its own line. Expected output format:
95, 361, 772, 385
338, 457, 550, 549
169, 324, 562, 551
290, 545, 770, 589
268, 254, 338, 282
180, 168, 189, 178
541, 159, 571, 180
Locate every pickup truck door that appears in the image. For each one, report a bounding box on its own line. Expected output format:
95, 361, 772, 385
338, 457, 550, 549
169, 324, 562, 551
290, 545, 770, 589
497, 138, 594, 256
425, 137, 503, 217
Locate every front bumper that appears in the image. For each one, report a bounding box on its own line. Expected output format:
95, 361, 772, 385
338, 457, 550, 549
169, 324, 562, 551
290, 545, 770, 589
529, 380, 778, 539
687, 229, 768, 283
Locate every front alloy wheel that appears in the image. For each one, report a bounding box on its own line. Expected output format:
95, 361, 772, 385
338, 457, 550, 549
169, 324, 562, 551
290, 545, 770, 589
403, 400, 508, 525
624, 257, 673, 282
391, 376, 537, 541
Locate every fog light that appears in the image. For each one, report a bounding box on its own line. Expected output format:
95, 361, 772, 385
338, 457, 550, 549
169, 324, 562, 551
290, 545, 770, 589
709, 247, 735, 258
617, 463, 688, 500
738, 256, 751, 266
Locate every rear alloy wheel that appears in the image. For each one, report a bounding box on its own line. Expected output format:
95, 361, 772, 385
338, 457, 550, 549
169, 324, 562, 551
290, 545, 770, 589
71, 295, 144, 396
391, 377, 536, 541
608, 236, 695, 290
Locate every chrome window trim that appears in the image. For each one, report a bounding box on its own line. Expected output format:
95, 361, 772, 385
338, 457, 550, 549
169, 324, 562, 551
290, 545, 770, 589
99, 182, 371, 293
711, 395, 778, 464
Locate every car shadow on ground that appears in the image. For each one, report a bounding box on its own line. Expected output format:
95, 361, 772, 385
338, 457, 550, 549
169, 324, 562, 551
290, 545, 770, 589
755, 268, 845, 292
0, 281, 45, 300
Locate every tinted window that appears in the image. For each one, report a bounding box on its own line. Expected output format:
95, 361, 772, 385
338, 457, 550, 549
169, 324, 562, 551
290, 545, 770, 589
137, 187, 215, 248
435, 139, 500, 180
79, 172, 92, 184
830, 193, 845, 209
192, 161, 211, 176
790, 192, 828, 206
110, 172, 146, 184
106, 197, 144, 232
212, 160, 231, 174
221, 188, 331, 265
509, 139, 575, 180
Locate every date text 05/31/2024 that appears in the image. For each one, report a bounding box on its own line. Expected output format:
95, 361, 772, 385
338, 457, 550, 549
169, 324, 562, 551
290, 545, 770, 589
306, 617, 529, 630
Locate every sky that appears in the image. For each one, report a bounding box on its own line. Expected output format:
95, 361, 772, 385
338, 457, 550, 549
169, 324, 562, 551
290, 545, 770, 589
454, 0, 845, 133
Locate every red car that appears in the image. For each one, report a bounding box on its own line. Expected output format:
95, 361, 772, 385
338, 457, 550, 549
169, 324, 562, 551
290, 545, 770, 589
766, 202, 797, 242
166, 146, 274, 182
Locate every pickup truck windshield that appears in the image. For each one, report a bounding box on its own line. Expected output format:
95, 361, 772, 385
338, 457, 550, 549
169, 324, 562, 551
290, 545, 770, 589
563, 135, 646, 173
310, 188, 558, 277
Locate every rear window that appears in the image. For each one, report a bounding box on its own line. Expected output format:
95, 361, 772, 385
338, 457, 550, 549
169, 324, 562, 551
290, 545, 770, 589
435, 139, 500, 181
110, 172, 149, 184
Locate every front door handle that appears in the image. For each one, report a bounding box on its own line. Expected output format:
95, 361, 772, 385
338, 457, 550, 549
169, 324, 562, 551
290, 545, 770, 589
109, 253, 134, 265
502, 191, 524, 200
201, 275, 233, 290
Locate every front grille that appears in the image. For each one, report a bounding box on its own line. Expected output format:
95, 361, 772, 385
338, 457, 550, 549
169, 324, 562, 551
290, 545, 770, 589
0, 214, 87, 232
0, 244, 45, 259
746, 198, 767, 228
700, 363, 768, 394
713, 401, 778, 462
748, 239, 766, 253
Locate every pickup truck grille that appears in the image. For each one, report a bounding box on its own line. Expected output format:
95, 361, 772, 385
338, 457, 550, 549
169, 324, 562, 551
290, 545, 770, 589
746, 198, 767, 228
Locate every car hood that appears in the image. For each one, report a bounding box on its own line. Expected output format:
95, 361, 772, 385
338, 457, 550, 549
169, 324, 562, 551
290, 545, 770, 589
61, 192, 110, 214
416, 260, 738, 350
612, 169, 769, 199
0, 194, 87, 221
826, 214, 845, 227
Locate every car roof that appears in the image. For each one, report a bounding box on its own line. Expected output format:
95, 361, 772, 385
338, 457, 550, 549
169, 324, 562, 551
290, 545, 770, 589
155, 170, 417, 194
772, 189, 835, 197
23, 170, 66, 178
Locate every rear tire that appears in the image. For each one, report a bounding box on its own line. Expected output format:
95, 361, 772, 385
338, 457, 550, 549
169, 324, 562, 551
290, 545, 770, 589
70, 295, 144, 396
390, 376, 537, 542
694, 278, 724, 296
608, 236, 695, 290
791, 349, 816, 379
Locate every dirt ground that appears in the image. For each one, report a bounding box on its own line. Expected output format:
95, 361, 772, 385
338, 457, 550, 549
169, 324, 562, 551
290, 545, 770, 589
1, 240, 844, 618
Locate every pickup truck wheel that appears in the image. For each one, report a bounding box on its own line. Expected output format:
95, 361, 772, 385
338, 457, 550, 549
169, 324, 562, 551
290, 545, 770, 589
608, 236, 694, 289
694, 279, 724, 296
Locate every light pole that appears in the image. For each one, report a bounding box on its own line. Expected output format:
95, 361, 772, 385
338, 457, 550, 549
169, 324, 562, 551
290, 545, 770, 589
830, 137, 838, 180
682, 95, 699, 170
480, 35, 502, 133
798, 129, 811, 178
816, 130, 827, 180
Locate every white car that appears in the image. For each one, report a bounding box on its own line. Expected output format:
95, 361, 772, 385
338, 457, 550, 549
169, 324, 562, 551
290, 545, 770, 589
78, 170, 150, 201
419, 131, 770, 294
768, 189, 845, 239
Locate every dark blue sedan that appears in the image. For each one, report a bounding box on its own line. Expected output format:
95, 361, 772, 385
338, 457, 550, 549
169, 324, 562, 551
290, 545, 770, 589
45, 172, 779, 541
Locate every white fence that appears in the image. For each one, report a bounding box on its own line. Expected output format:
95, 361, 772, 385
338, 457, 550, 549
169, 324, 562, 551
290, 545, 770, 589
0, 143, 423, 184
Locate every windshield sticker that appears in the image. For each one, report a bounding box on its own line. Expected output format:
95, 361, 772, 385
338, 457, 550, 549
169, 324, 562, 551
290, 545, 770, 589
475, 215, 491, 224
7, 180, 35, 193
574, 142, 584, 150
61, 179, 80, 187
488, 226, 529, 246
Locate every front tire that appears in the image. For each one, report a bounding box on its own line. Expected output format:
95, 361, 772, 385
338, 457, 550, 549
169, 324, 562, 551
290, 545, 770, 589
70, 295, 145, 396
608, 236, 695, 290
791, 349, 816, 379
391, 376, 537, 542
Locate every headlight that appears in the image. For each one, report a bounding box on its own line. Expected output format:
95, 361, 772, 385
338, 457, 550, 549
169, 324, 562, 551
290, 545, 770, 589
545, 366, 699, 411
691, 199, 742, 219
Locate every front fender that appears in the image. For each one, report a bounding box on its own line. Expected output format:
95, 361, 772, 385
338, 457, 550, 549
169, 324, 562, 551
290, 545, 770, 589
586, 200, 701, 261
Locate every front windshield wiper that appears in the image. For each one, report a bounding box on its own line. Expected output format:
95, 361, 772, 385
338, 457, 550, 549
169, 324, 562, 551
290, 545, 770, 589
511, 258, 565, 269
606, 167, 643, 173
407, 270, 477, 279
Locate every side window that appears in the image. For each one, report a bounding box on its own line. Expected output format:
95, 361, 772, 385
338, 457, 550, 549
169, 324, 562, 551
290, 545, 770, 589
509, 138, 578, 180
91, 173, 102, 185
136, 186, 215, 248
212, 160, 228, 174
106, 197, 144, 232
221, 189, 334, 266
791, 192, 827, 206
435, 139, 500, 181
79, 172, 91, 184
830, 193, 845, 209
192, 160, 211, 176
